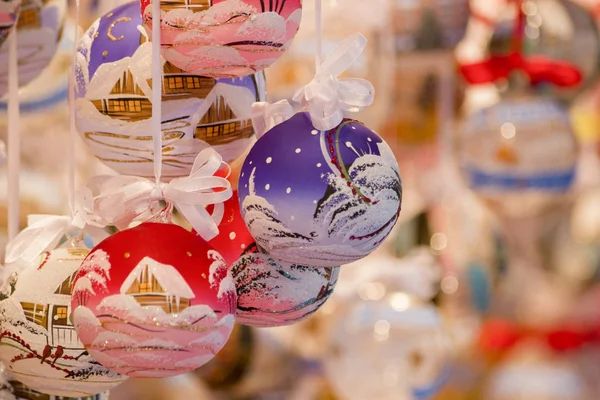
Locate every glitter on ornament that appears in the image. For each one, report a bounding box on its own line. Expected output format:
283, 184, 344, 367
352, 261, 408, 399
232, 243, 339, 327
74, 1, 267, 178
238, 112, 402, 268
0, 248, 126, 397
140, 0, 303, 78
70, 222, 236, 378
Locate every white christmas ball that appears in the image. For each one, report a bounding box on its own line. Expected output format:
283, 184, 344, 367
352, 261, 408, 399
0, 247, 126, 397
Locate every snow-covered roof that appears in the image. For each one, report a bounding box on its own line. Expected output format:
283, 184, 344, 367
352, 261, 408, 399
196, 82, 256, 122
12, 248, 88, 305
120, 257, 195, 299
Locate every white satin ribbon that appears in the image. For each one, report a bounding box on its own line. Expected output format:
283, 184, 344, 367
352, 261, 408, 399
82, 148, 232, 241
251, 100, 295, 139
4, 214, 86, 266
292, 32, 375, 131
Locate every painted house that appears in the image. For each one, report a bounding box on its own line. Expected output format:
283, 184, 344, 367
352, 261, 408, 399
120, 257, 195, 314
89, 59, 255, 146
11, 248, 89, 349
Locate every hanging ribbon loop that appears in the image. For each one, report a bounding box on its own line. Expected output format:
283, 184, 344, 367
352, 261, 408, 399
83, 148, 232, 241
293, 32, 375, 131
251, 100, 295, 138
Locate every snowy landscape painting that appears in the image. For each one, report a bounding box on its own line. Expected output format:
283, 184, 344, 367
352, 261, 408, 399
141, 0, 302, 77
239, 114, 402, 267
71, 249, 236, 378
0, 248, 125, 398
232, 243, 339, 327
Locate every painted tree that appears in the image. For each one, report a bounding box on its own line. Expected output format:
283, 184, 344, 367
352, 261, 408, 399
71, 250, 112, 307
208, 250, 236, 312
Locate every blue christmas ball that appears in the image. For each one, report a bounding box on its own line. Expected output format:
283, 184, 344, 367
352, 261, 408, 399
238, 112, 402, 268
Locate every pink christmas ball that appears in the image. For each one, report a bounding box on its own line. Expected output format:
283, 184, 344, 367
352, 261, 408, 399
232, 243, 339, 327
140, 0, 303, 78
70, 222, 237, 378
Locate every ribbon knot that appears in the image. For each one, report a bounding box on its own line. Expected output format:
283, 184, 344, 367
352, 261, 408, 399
251, 100, 295, 139
293, 33, 375, 131
82, 148, 232, 241
4, 214, 87, 266
460, 52, 583, 88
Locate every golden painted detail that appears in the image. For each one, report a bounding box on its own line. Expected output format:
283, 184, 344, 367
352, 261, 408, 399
107, 17, 131, 41
93, 31, 99, 39
106, 12, 113, 17
124, 252, 131, 258
96, 156, 194, 165
186, 251, 192, 257
201, 273, 207, 279
158, 0, 212, 13
102, 50, 108, 57
21, 302, 47, 327
99, 315, 223, 333
66, 248, 90, 257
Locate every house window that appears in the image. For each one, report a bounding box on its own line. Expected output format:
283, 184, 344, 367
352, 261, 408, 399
19, 9, 38, 26
205, 126, 218, 138
140, 281, 152, 293
167, 77, 184, 89
56, 307, 68, 319
222, 122, 237, 136
186, 77, 202, 89
128, 100, 141, 112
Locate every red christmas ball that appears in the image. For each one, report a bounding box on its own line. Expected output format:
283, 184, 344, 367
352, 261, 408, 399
70, 222, 236, 378
207, 191, 255, 266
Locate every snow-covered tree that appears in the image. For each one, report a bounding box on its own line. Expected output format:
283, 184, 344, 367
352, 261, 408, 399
72, 250, 111, 307
208, 250, 236, 312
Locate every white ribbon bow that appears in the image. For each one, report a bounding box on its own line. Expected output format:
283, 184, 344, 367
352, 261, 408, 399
293, 33, 375, 131
82, 148, 232, 241
251, 100, 295, 139
4, 214, 86, 266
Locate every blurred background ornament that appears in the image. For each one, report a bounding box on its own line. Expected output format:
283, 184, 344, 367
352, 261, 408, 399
0, 0, 66, 96
457, 96, 578, 218
485, 342, 592, 400
140, 0, 303, 78
232, 243, 339, 328
75, 1, 267, 178
71, 222, 236, 378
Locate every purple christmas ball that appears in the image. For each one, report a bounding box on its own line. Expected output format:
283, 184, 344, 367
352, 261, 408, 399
238, 112, 402, 268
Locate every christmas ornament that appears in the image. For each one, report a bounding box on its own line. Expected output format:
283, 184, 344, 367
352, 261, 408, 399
385, 0, 467, 147
461, 0, 599, 102
75, 1, 267, 178
485, 343, 591, 400
232, 243, 339, 327
458, 96, 579, 217
0, 246, 126, 397
70, 222, 237, 378
207, 190, 254, 266
238, 112, 402, 267
0, 0, 19, 47
0, 0, 66, 97
194, 324, 254, 389
140, 0, 302, 78
324, 298, 450, 400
